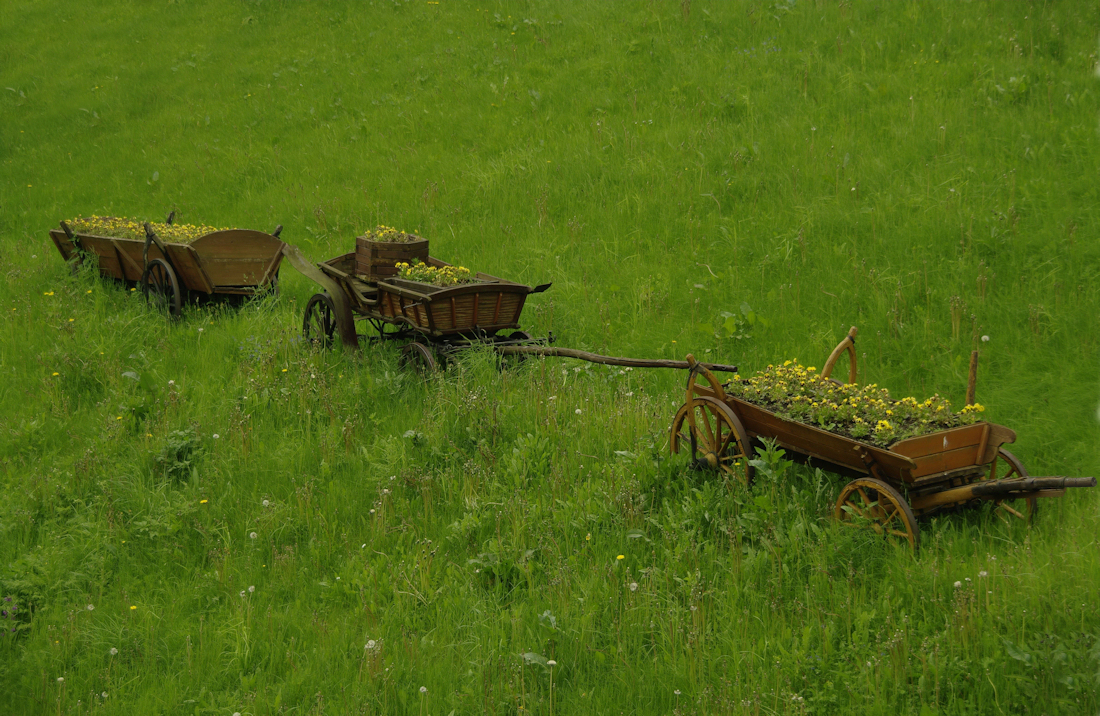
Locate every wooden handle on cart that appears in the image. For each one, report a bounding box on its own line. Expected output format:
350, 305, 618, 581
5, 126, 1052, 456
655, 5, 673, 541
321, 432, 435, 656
822, 326, 858, 384
493, 345, 737, 373
280, 244, 359, 350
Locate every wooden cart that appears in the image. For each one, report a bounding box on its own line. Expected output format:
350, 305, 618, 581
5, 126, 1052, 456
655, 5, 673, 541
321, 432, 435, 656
51, 218, 286, 318
494, 329, 1095, 551
668, 328, 1095, 551
280, 247, 550, 369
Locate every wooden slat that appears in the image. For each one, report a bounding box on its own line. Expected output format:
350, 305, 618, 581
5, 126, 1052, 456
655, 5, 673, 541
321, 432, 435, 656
907, 445, 987, 479
50, 230, 77, 262
727, 397, 917, 480
188, 230, 284, 288
493, 293, 502, 323
166, 245, 215, 294
889, 424, 986, 459
109, 239, 145, 281
450, 297, 457, 327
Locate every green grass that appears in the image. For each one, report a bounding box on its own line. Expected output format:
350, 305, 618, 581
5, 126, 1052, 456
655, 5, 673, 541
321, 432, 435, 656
2, 1, 1099, 713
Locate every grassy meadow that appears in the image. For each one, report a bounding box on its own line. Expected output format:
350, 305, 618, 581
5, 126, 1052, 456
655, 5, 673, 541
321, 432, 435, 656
2, 1, 1100, 713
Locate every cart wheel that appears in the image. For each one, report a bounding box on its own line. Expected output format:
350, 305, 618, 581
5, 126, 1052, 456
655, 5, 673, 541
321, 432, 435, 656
835, 477, 920, 552
303, 293, 337, 347
988, 448, 1038, 523
400, 342, 438, 373
142, 258, 182, 319
670, 396, 755, 487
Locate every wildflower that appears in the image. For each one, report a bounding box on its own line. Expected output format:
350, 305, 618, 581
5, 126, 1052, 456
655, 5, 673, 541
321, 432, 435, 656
365, 639, 377, 651
249, 532, 258, 540
101, 692, 107, 698
547, 660, 557, 666
57, 677, 64, 683
168, 380, 175, 386
616, 555, 625, 560
575, 408, 582, 415
979, 571, 988, 578
52, 372, 59, 376
981, 335, 990, 342
200, 499, 208, 504
585, 533, 591, 541
629, 582, 638, 592
248, 585, 255, 593
674, 689, 682, 696
240, 590, 246, 598
129, 605, 136, 610
212, 434, 219, 439
282, 368, 287, 372
953, 581, 962, 589
86, 604, 94, 611
262, 499, 270, 507
420, 686, 428, 694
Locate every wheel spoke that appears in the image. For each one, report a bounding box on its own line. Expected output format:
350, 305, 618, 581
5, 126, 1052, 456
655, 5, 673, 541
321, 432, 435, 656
698, 406, 715, 449
998, 503, 1025, 520
880, 506, 900, 528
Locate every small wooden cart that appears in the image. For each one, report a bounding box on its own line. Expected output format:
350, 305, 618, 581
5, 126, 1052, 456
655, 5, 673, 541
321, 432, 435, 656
668, 329, 1096, 550
51, 217, 286, 318
281, 247, 550, 370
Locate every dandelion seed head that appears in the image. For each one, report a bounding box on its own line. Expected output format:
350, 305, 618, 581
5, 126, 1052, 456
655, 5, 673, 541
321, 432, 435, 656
954, 581, 962, 589
420, 686, 428, 694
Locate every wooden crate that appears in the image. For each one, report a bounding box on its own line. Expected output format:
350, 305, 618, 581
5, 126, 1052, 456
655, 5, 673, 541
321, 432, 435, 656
355, 236, 429, 282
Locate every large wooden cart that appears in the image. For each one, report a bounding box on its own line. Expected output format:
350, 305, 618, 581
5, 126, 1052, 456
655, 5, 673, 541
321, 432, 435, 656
280, 247, 551, 369
51, 217, 286, 318
494, 329, 1095, 551
668, 329, 1095, 550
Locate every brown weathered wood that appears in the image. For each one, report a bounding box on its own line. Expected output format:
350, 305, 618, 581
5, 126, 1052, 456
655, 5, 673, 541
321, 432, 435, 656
822, 326, 858, 384
166, 245, 215, 294
188, 230, 285, 288
966, 350, 979, 406
50, 230, 78, 263
493, 292, 502, 323
280, 244, 359, 350
911, 476, 1095, 511
109, 239, 145, 281
493, 346, 740, 373
355, 236, 429, 281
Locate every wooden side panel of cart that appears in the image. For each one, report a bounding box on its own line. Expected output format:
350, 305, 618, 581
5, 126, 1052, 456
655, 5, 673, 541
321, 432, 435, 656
719, 393, 919, 482
189, 230, 284, 294
376, 280, 530, 335
51, 229, 282, 295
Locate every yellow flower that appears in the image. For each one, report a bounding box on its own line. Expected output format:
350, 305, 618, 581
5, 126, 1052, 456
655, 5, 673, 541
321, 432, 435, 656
130, 605, 137, 611
200, 499, 208, 504
52, 372, 59, 376
616, 555, 625, 560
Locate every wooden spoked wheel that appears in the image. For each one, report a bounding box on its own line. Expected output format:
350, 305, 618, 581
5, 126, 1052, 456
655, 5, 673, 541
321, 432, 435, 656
142, 258, 182, 319
987, 448, 1037, 522
400, 342, 438, 373
302, 293, 337, 347
670, 396, 755, 487
835, 477, 920, 552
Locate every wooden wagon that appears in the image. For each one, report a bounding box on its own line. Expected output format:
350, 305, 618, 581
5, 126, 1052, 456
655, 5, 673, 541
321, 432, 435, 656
51, 217, 286, 318
280, 246, 550, 370
494, 328, 1095, 551
668, 328, 1095, 550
